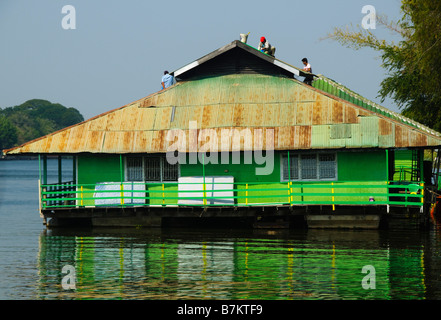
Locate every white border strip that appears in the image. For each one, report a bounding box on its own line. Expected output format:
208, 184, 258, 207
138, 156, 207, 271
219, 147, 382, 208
173, 61, 199, 78
273, 60, 300, 77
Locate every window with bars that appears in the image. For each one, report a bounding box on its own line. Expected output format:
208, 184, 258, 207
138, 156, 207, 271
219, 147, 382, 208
126, 155, 179, 182
126, 157, 144, 181
282, 153, 337, 181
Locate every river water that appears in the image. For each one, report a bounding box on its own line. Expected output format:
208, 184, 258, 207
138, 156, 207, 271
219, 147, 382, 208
1, 159, 441, 302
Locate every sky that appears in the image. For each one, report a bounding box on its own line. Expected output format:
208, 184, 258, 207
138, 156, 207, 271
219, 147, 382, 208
0, 0, 405, 120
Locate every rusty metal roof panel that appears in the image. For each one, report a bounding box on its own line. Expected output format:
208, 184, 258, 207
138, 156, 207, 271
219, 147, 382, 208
153, 107, 172, 131
311, 125, 330, 149
245, 104, 262, 126
215, 104, 234, 128
65, 124, 87, 152
277, 126, 295, 149
347, 123, 363, 148
137, 107, 156, 131
311, 95, 327, 125
330, 100, 344, 124
360, 117, 379, 147
170, 106, 189, 130
136, 131, 153, 153
84, 130, 105, 152
395, 125, 408, 148
277, 104, 294, 127
345, 105, 359, 124
186, 105, 204, 128
295, 102, 313, 126
4, 72, 441, 156
201, 105, 218, 128
104, 108, 124, 131
88, 115, 107, 131
120, 104, 142, 131
48, 129, 70, 153
295, 126, 312, 149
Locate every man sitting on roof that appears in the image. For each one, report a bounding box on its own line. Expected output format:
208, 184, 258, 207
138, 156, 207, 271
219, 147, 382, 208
301, 58, 313, 85
161, 71, 176, 89
258, 37, 276, 57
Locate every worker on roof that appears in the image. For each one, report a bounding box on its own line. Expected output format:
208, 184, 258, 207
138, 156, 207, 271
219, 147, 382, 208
161, 70, 176, 90
258, 37, 276, 57
301, 58, 313, 85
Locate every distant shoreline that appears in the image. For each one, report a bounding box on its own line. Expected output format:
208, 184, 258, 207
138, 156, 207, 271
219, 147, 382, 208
1, 155, 71, 160
1, 156, 38, 160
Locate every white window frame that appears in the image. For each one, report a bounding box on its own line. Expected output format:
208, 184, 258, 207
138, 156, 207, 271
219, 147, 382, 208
280, 152, 338, 182
125, 155, 180, 183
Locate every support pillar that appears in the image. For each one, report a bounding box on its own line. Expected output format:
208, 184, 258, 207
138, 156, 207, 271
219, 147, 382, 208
58, 155, 62, 185
42, 155, 48, 185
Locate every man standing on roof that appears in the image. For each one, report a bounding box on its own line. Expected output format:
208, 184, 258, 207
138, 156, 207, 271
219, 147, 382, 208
161, 71, 176, 89
301, 58, 313, 85
258, 37, 276, 56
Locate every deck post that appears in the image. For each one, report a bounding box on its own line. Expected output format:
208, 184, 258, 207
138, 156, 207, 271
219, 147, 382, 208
386, 149, 390, 206
245, 183, 248, 205
202, 153, 206, 206
38, 179, 43, 218
287, 151, 292, 206
80, 185, 84, 206
42, 155, 47, 185
58, 155, 62, 185
386, 149, 389, 180
119, 154, 124, 206
331, 182, 335, 211
73, 156, 76, 185
290, 182, 293, 204
435, 149, 441, 191
42, 184, 47, 211
38, 154, 41, 182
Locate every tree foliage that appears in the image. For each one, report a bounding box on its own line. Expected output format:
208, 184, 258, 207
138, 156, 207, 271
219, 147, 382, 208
324, 0, 441, 131
0, 115, 18, 150
0, 99, 84, 150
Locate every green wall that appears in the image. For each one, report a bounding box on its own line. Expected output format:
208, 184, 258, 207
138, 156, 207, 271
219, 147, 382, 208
76, 151, 388, 185
77, 154, 122, 206
392, 149, 420, 182
77, 154, 121, 184
180, 152, 280, 183
338, 150, 387, 181
179, 152, 283, 205
75, 151, 390, 206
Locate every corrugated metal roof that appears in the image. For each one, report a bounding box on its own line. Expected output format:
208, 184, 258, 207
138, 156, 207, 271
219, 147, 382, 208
4, 73, 441, 156
313, 75, 439, 136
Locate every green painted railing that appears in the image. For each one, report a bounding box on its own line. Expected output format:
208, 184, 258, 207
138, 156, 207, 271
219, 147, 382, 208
39, 180, 424, 210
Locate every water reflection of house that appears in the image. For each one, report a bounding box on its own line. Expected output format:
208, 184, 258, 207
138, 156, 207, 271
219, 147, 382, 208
4, 40, 441, 229
36, 230, 430, 299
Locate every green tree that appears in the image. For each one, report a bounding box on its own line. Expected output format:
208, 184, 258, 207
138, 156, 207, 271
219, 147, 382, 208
0, 115, 18, 150
7, 99, 84, 130
0, 99, 84, 149
324, 0, 441, 131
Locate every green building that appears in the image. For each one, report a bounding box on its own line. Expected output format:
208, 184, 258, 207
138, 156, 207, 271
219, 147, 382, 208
4, 40, 441, 228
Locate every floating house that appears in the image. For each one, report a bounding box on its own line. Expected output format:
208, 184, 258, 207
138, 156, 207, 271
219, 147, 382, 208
4, 40, 441, 229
